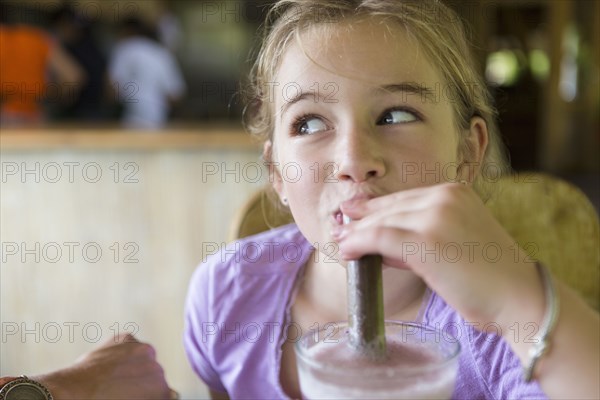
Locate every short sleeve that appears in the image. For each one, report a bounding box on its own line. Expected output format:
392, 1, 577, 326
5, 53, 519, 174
422, 292, 548, 399
183, 260, 227, 393
468, 328, 547, 399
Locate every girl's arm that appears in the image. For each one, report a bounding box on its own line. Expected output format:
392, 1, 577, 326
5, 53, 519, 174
501, 276, 599, 399
334, 182, 599, 399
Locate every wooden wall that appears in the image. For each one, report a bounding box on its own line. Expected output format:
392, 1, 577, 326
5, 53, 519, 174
1, 129, 263, 399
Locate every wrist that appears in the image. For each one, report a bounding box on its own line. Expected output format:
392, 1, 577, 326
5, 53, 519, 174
32, 370, 82, 400
497, 259, 546, 338
29, 375, 62, 400
0, 377, 19, 387
521, 262, 560, 382
498, 260, 559, 382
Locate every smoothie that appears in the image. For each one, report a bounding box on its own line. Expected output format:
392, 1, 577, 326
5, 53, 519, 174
295, 322, 460, 400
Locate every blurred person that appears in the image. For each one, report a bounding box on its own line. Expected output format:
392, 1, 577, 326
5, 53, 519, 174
0, 7, 85, 126
0, 333, 177, 399
108, 16, 186, 130
49, 6, 107, 121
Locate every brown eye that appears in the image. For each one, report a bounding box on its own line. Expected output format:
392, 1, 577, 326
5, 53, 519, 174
377, 109, 418, 125
296, 117, 327, 135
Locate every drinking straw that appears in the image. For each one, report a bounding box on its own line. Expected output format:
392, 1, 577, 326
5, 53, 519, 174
343, 214, 387, 360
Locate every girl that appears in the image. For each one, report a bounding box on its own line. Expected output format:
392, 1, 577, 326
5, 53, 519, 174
185, 1, 599, 398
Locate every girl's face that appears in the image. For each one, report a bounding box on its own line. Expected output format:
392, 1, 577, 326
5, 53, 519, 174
269, 19, 485, 256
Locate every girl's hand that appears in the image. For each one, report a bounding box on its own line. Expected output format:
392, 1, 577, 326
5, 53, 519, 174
333, 182, 545, 330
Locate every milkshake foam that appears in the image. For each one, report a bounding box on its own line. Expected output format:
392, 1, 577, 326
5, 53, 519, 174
297, 330, 458, 400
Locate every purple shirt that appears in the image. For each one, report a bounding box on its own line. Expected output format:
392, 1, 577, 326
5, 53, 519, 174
184, 223, 547, 399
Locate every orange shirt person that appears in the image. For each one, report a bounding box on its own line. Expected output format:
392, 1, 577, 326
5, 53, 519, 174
0, 24, 85, 125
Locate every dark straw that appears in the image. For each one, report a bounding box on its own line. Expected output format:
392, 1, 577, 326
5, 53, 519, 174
344, 214, 387, 360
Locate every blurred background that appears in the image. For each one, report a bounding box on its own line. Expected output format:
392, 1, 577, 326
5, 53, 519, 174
1, 0, 598, 398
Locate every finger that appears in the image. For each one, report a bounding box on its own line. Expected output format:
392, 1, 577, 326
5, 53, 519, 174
95, 332, 137, 351
133, 341, 157, 360
337, 225, 456, 287
113, 332, 139, 344
341, 184, 443, 219
337, 225, 417, 265
336, 208, 427, 241
169, 389, 180, 399
353, 206, 429, 232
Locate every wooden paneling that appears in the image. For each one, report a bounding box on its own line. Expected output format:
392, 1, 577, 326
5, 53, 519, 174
1, 132, 263, 398
540, 0, 573, 171
0, 128, 256, 150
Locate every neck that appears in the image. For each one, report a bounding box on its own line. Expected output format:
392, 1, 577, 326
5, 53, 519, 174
297, 251, 427, 323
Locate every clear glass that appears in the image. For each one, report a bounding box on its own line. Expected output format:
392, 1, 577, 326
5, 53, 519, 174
294, 321, 461, 400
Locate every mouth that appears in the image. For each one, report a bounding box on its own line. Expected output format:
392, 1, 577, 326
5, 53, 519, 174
332, 209, 344, 225
330, 192, 377, 226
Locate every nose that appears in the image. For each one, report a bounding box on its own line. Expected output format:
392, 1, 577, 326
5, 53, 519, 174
334, 126, 386, 183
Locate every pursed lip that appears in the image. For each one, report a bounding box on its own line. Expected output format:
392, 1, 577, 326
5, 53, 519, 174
330, 192, 378, 226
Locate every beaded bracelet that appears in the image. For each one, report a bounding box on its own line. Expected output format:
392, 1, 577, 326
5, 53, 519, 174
523, 262, 560, 382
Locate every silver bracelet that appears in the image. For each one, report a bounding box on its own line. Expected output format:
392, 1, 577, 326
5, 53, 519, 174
523, 262, 560, 382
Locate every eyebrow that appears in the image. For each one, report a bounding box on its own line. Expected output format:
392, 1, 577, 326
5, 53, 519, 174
280, 91, 322, 117
279, 81, 436, 118
375, 82, 436, 101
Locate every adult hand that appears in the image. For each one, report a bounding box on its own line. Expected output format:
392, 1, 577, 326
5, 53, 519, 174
333, 182, 545, 330
33, 333, 176, 400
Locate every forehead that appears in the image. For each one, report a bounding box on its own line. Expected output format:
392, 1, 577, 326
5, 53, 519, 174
274, 18, 443, 90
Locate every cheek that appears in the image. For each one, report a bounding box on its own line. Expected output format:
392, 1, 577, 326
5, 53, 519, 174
286, 191, 328, 250
273, 151, 317, 204
423, 144, 462, 184
284, 164, 325, 219
277, 162, 333, 244
274, 141, 328, 191
387, 136, 461, 186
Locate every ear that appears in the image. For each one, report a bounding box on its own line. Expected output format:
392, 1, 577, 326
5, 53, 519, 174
458, 116, 489, 182
263, 140, 286, 201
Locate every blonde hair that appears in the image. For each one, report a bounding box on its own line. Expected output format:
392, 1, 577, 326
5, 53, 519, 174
243, 0, 510, 195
